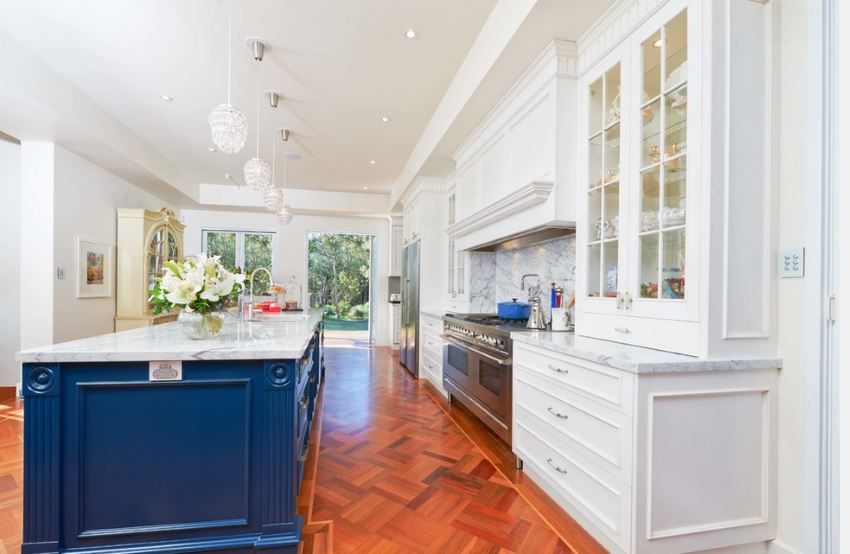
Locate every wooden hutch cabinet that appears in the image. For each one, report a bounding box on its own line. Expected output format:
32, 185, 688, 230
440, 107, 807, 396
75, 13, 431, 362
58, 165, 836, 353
115, 207, 185, 331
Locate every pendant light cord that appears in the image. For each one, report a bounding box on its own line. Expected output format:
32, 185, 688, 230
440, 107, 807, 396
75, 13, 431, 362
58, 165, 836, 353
226, 0, 232, 104
255, 62, 260, 158
272, 129, 276, 186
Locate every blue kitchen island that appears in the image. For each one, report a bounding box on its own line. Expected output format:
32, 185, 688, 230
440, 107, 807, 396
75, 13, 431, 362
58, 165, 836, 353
16, 312, 324, 554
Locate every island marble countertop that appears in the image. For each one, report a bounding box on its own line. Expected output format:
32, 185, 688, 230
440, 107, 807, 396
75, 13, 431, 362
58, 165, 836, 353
17, 310, 324, 363
511, 331, 782, 374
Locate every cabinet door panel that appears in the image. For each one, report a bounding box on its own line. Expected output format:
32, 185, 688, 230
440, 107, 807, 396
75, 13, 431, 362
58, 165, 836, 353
577, 44, 630, 317
627, 0, 699, 322
509, 94, 553, 191
477, 136, 507, 206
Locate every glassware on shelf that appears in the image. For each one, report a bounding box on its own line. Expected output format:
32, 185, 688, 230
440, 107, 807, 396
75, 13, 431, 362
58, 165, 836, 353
641, 211, 660, 232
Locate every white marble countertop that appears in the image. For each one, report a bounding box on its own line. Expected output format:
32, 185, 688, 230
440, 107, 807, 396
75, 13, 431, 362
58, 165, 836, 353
17, 310, 324, 363
420, 309, 446, 320
511, 331, 782, 374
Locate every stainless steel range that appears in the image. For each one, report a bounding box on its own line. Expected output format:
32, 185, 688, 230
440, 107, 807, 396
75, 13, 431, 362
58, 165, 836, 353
442, 313, 530, 446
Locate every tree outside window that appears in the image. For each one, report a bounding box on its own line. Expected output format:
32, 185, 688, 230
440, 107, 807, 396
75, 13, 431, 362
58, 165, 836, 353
203, 230, 275, 294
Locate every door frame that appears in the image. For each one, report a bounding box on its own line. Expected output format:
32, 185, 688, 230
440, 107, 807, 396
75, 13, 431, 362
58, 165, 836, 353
305, 231, 378, 344
806, 0, 838, 551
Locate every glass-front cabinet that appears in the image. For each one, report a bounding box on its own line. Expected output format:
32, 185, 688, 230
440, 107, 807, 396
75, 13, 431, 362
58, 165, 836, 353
582, 45, 629, 315
116, 208, 185, 332
146, 224, 181, 296
630, 6, 696, 321
577, 0, 701, 352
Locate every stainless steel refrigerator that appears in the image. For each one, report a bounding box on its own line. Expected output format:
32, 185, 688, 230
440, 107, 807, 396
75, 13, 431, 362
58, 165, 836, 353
400, 240, 420, 376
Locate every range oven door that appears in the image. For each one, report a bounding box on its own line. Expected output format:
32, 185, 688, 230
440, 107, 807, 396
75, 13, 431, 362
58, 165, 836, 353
442, 336, 510, 422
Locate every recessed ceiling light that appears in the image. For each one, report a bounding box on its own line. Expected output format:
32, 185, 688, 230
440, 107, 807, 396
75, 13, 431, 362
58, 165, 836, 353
404, 28, 418, 39
380, 116, 391, 123
653, 38, 663, 48
369, 160, 377, 165
159, 94, 173, 102
363, 186, 369, 190
208, 146, 216, 152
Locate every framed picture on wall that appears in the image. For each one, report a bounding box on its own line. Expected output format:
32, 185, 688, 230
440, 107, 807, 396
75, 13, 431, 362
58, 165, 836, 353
76, 236, 113, 298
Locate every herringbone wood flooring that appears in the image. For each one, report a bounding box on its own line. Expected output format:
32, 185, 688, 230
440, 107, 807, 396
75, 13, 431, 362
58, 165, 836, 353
309, 345, 607, 553
0, 389, 23, 554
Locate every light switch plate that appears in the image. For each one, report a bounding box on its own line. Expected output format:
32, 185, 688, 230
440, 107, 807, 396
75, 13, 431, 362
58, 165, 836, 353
779, 248, 805, 278
56, 267, 65, 280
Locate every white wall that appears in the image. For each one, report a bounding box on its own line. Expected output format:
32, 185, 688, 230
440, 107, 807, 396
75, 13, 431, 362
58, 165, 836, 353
19, 142, 54, 354
51, 146, 172, 343
772, 0, 810, 551
0, 139, 21, 386
181, 210, 392, 346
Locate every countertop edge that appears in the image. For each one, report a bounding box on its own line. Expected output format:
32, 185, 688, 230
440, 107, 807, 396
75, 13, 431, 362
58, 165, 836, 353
510, 332, 783, 374
17, 314, 323, 364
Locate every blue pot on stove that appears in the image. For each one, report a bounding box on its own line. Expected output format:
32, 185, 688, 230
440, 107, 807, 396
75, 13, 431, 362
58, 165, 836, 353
497, 299, 531, 320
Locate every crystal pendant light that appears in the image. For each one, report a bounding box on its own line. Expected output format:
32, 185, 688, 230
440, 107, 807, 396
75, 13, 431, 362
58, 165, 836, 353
208, 1, 247, 154
244, 45, 271, 191
277, 203, 293, 224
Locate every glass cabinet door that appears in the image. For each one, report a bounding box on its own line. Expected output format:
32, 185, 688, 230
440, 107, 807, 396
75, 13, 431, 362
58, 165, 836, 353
636, 9, 688, 304
585, 60, 625, 304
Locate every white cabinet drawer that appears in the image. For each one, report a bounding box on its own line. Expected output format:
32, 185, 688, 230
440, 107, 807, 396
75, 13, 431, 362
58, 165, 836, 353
515, 421, 631, 552
577, 311, 699, 357
420, 351, 444, 390
514, 343, 634, 414
514, 369, 632, 483
420, 314, 443, 334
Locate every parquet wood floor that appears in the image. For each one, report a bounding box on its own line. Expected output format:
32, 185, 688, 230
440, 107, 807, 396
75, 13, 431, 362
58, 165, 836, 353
0, 388, 23, 554
310, 346, 607, 554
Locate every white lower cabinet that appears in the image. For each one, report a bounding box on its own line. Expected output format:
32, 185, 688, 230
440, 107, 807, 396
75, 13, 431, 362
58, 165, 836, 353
513, 342, 778, 554
391, 304, 401, 348
419, 313, 446, 395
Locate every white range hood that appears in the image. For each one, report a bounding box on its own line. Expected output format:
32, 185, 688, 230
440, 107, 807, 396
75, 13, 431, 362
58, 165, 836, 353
444, 41, 579, 252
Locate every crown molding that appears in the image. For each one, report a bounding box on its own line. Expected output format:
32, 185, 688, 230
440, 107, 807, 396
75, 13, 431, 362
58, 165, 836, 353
577, 0, 669, 74
399, 176, 445, 207
446, 181, 553, 238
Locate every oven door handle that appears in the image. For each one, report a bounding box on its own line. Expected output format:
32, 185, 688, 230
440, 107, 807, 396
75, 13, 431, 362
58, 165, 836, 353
441, 335, 512, 366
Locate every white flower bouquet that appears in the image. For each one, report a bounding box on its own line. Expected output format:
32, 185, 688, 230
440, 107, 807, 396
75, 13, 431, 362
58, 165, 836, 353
149, 253, 246, 338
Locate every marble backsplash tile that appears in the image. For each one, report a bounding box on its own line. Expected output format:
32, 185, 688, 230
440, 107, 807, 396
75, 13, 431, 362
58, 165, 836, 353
467, 236, 576, 317
468, 251, 496, 312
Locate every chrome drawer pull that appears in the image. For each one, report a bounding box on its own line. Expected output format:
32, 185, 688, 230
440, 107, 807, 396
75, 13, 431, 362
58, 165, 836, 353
547, 407, 569, 419
546, 458, 568, 474
614, 327, 631, 334
547, 363, 568, 374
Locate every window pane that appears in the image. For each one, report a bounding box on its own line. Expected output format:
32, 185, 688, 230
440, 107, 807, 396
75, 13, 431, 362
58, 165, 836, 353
643, 30, 662, 100
587, 244, 601, 297
664, 10, 688, 88
662, 228, 686, 299
205, 232, 237, 270
245, 233, 274, 294
640, 234, 660, 299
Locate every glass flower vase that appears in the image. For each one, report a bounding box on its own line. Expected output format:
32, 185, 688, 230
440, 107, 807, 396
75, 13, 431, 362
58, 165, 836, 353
178, 309, 226, 340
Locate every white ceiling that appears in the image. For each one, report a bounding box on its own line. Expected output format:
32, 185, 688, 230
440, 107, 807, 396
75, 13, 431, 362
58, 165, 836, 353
0, 0, 498, 195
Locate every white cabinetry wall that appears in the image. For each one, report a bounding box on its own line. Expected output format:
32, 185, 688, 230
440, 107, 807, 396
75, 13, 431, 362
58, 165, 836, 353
575, 0, 776, 358
399, 177, 448, 318
513, 342, 778, 554
447, 41, 580, 252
